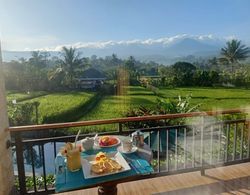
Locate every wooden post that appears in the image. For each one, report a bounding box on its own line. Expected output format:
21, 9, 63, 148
0, 41, 15, 194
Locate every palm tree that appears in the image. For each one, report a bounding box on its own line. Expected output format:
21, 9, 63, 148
59, 47, 85, 88
220, 39, 250, 72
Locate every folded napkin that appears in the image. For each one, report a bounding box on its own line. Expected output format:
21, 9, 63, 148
122, 153, 154, 175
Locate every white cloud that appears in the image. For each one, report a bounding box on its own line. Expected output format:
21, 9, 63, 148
2, 34, 237, 51
224, 35, 237, 40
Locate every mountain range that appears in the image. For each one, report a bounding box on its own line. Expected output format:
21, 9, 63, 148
2, 35, 231, 64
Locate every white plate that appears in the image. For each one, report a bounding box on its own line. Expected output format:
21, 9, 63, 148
81, 151, 131, 179
95, 136, 121, 148
117, 146, 138, 154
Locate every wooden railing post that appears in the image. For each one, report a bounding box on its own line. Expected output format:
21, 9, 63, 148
15, 132, 27, 194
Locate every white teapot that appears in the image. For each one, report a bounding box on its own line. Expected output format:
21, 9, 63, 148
81, 137, 94, 151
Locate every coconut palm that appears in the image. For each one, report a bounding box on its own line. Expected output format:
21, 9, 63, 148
60, 47, 85, 87
49, 47, 86, 89
220, 39, 250, 72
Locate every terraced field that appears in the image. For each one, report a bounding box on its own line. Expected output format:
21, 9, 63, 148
24, 92, 96, 123
7, 86, 250, 133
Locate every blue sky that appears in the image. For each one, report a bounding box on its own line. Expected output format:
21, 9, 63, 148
1, 0, 250, 50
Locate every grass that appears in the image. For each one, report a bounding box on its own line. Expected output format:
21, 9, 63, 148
24, 92, 96, 123
75, 86, 157, 133
81, 86, 157, 120
158, 87, 250, 110
6, 91, 48, 103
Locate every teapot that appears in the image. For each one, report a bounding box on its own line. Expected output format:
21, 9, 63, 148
81, 137, 94, 151
131, 130, 144, 147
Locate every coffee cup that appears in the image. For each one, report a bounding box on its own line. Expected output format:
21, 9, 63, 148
122, 140, 133, 152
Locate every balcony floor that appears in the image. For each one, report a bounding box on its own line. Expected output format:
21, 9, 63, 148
57, 162, 250, 195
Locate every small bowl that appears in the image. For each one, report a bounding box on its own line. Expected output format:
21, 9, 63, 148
81, 137, 94, 151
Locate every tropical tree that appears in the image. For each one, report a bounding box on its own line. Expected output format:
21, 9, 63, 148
125, 56, 140, 85
220, 39, 250, 72
53, 47, 86, 88
172, 61, 196, 86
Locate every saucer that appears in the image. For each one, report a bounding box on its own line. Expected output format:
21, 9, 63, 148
117, 145, 138, 154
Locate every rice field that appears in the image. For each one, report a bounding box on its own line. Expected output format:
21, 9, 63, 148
7, 86, 250, 131
24, 92, 96, 123
158, 87, 250, 111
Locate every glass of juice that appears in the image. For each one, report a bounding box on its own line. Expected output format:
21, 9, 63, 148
66, 147, 81, 172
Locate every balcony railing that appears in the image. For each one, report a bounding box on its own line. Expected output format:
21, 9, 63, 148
6, 108, 250, 195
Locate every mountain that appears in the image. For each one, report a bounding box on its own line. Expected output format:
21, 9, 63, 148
2, 35, 225, 64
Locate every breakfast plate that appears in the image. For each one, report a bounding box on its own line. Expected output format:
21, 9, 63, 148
95, 136, 121, 148
81, 152, 131, 179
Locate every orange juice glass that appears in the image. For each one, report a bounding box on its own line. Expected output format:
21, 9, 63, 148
67, 148, 81, 172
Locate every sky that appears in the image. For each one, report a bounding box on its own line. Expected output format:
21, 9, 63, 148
0, 0, 250, 51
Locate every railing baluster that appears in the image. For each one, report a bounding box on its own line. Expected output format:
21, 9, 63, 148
54, 141, 57, 158
247, 121, 250, 159
15, 132, 27, 194
175, 128, 178, 171
210, 126, 213, 165
218, 124, 221, 163
240, 123, 243, 160
157, 130, 160, 173
149, 131, 151, 148
233, 123, 237, 161
54, 141, 57, 174
118, 123, 123, 133
192, 127, 195, 168
200, 117, 204, 175
29, 144, 37, 192
184, 128, 187, 169
225, 124, 230, 162
166, 130, 169, 172
41, 144, 47, 191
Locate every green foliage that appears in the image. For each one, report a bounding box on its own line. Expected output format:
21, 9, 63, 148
26, 91, 96, 124
125, 56, 140, 85
7, 91, 48, 103
156, 94, 200, 114
125, 94, 200, 129
8, 102, 39, 126
15, 174, 55, 191
51, 46, 88, 89
220, 39, 250, 66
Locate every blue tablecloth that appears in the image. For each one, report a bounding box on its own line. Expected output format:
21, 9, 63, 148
55, 146, 154, 193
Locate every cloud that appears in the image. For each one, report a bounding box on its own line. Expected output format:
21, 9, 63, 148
224, 35, 237, 40
3, 34, 237, 51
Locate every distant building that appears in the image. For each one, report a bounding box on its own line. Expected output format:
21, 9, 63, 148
77, 68, 106, 89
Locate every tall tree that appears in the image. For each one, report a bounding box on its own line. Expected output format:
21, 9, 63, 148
59, 47, 85, 88
220, 39, 250, 72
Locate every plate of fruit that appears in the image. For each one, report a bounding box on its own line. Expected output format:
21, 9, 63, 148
97, 136, 121, 147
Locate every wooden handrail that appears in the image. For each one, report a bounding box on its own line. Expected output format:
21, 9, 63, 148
6, 108, 250, 132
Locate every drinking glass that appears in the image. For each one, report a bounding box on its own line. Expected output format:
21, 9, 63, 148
67, 148, 81, 172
